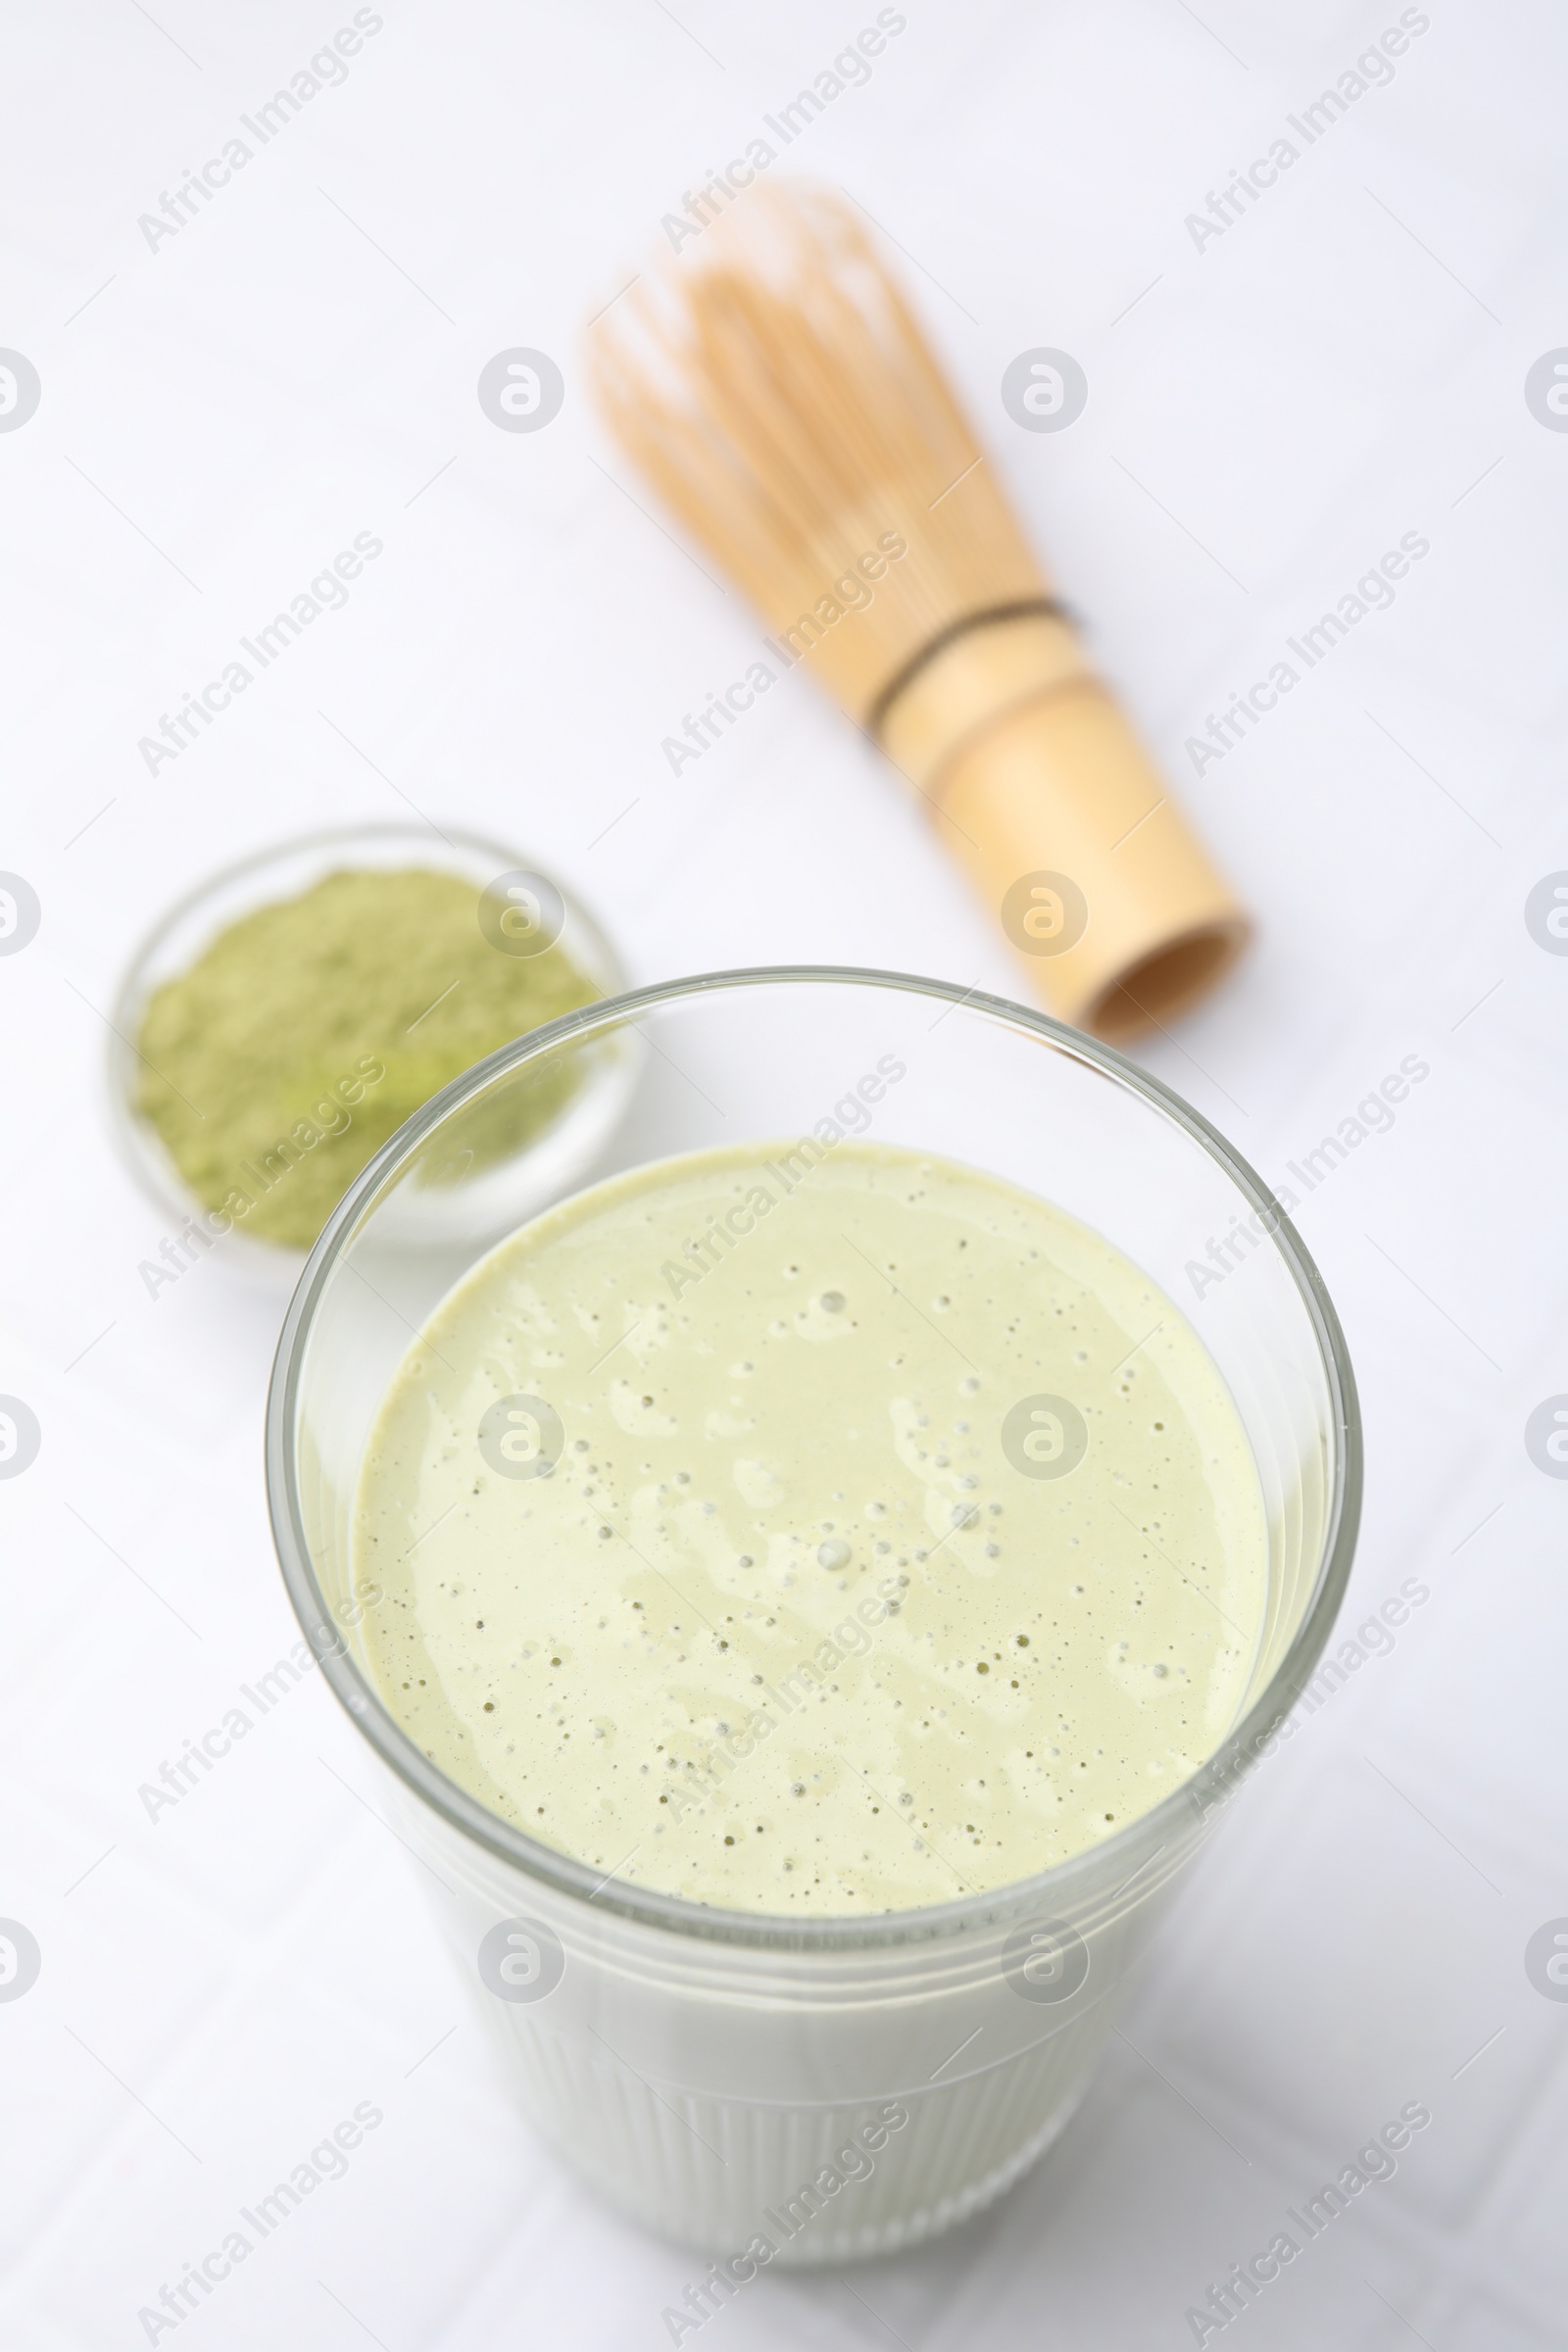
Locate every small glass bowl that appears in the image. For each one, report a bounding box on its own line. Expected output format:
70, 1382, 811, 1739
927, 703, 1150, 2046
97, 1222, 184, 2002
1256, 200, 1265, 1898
106, 822, 638, 1286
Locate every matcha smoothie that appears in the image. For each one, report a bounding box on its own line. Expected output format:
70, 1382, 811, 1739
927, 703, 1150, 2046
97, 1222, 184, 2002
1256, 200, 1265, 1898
352, 1140, 1268, 1916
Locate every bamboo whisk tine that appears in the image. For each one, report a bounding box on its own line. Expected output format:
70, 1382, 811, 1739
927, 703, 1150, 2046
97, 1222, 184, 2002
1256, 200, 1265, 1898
590, 182, 1041, 717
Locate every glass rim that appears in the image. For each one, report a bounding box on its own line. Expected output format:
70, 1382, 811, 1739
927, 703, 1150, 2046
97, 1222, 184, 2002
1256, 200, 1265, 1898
265, 964, 1362, 1953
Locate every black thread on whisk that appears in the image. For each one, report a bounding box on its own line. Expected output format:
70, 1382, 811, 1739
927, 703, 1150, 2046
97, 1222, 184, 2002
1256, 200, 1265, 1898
864, 597, 1078, 744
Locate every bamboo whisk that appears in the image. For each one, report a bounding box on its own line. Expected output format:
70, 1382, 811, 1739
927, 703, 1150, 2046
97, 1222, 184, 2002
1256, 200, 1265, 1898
590, 181, 1250, 1040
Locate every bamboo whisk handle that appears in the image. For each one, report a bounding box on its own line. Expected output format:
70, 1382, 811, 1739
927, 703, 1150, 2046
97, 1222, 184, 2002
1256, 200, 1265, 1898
875, 612, 1250, 1042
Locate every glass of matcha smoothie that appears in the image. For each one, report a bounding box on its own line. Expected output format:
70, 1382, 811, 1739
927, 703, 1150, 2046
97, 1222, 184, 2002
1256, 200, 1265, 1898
267, 969, 1359, 2262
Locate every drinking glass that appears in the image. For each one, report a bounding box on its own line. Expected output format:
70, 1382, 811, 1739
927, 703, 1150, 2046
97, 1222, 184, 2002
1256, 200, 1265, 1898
266, 968, 1359, 2261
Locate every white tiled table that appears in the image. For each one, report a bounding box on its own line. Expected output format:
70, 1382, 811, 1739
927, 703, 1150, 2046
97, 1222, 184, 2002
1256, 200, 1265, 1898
4, 3, 1566, 2344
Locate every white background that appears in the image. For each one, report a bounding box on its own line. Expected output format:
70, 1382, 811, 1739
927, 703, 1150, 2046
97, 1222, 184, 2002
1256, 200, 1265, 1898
3, 2, 1568, 2345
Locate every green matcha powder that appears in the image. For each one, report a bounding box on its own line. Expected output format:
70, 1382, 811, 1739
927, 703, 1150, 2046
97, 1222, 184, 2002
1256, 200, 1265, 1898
135, 866, 599, 1248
